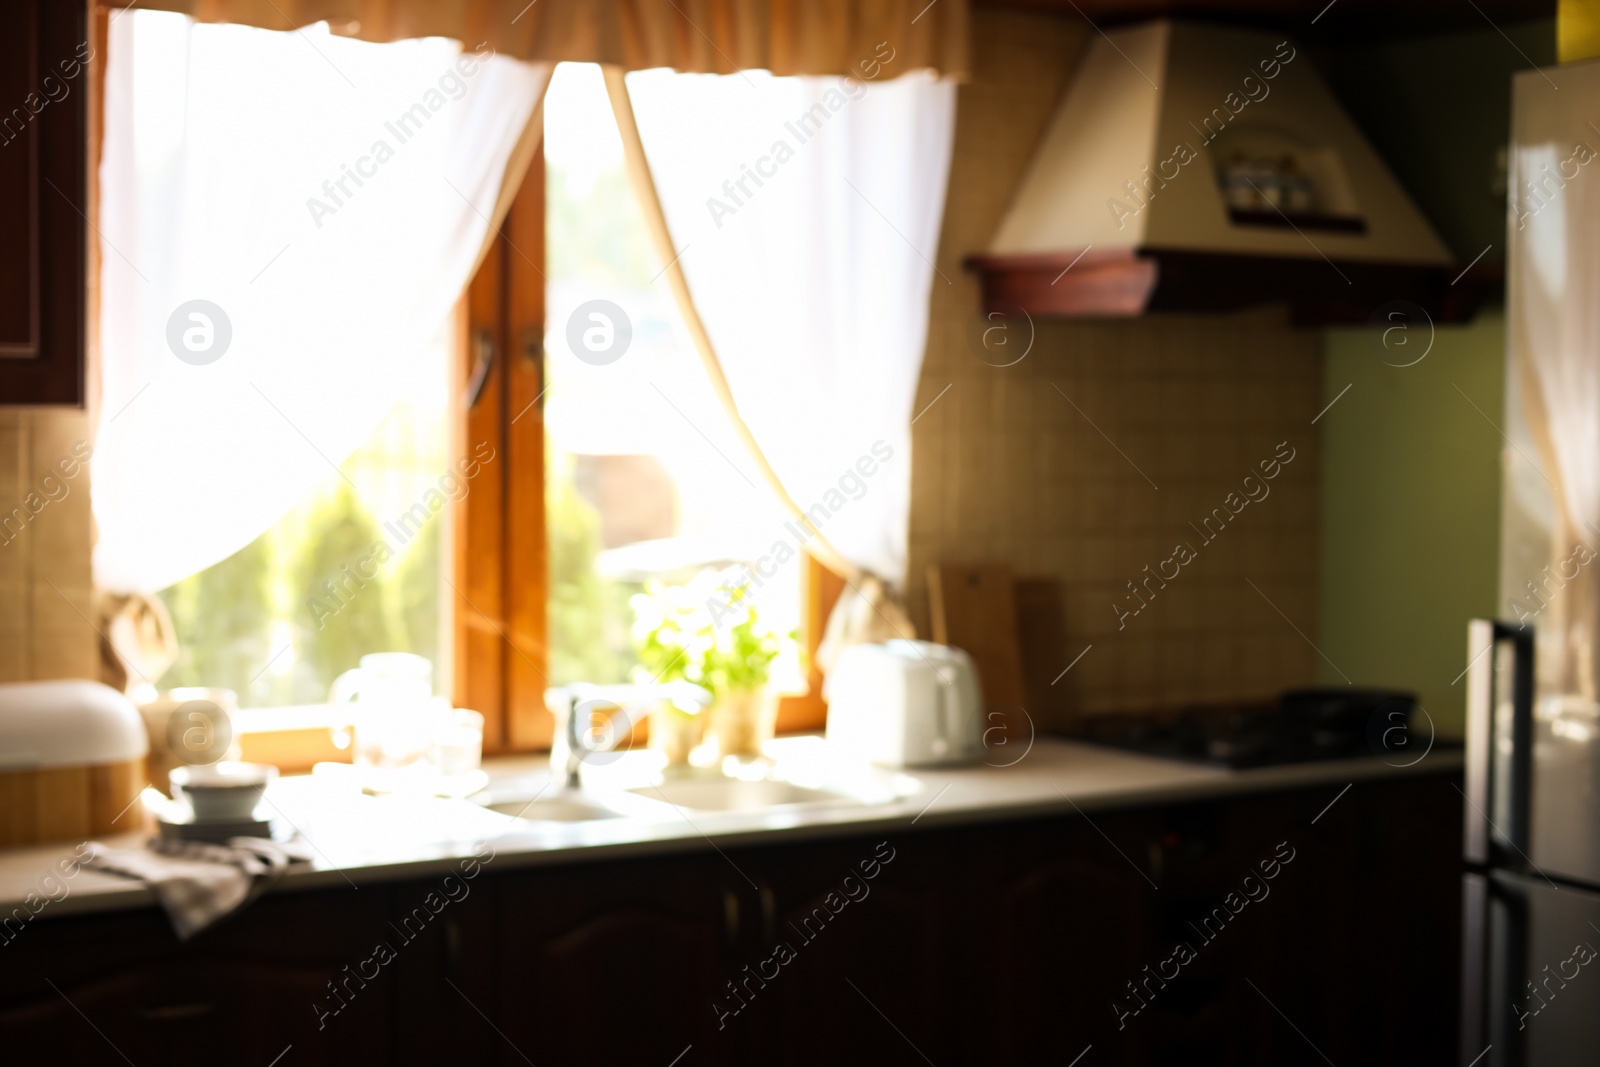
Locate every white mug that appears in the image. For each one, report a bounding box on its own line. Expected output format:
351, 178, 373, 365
329, 653, 436, 770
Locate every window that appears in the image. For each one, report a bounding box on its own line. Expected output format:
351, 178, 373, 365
541, 62, 803, 694
95, 10, 549, 759
158, 322, 453, 707
121, 42, 833, 759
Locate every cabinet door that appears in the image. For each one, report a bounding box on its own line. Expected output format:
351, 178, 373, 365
1138, 799, 1269, 1064
734, 834, 958, 1067
493, 853, 744, 1067
386, 867, 504, 1066
1238, 775, 1462, 1066
0, 0, 87, 405
967, 813, 1161, 1067
0, 891, 393, 1065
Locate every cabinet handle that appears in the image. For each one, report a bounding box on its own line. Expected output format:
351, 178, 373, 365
445, 912, 463, 980
1465, 619, 1534, 867
723, 888, 740, 947
759, 885, 776, 945
136, 1001, 216, 1022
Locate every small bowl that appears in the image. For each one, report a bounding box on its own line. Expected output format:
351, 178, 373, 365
170, 762, 278, 822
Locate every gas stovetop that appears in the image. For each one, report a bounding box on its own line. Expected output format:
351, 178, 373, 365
1067, 691, 1437, 769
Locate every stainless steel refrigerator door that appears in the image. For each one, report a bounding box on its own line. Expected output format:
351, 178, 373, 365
1463, 869, 1600, 1066
1530, 713, 1600, 887
1503, 59, 1600, 890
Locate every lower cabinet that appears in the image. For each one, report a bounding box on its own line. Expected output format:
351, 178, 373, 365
0, 772, 1460, 1066
489, 853, 745, 1067
0, 891, 391, 1065
1236, 774, 1463, 1066
732, 835, 957, 1067
970, 813, 1163, 1065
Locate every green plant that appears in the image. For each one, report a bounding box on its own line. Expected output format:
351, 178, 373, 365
630, 568, 788, 699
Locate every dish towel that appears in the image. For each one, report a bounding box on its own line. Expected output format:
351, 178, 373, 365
85, 837, 312, 939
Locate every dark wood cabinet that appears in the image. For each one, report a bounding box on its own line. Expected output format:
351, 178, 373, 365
0, 771, 1462, 1066
0, 0, 89, 406
0, 891, 391, 1064
970, 812, 1162, 1064
734, 835, 958, 1066
1237, 775, 1463, 1065
490, 852, 744, 1066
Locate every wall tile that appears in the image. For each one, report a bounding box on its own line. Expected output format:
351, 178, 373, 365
0, 408, 98, 684
910, 9, 1323, 728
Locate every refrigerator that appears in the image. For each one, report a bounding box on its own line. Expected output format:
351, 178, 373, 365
1461, 57, 1600, 1067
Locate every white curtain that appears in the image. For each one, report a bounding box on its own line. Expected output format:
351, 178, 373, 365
94, 11, 548, 594
621, 67, 956, 585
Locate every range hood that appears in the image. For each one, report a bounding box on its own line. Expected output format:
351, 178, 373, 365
966, 21, 1484, 324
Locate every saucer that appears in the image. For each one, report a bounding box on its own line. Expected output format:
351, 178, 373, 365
156, 813, 280, 844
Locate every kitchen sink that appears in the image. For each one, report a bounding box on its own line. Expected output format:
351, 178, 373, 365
472, 740, 917, 824
627, 778, 854, 812
481, 796, 624, 822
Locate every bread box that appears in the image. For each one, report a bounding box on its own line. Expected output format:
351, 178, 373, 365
0, 680, 148, 846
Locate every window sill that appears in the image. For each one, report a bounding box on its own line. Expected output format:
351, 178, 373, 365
233, 704, 351, 774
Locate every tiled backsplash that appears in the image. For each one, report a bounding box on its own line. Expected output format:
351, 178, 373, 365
908, 10, 1321, 728
0, 408, 99, 683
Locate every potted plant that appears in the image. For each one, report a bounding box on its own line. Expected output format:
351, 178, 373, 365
631, 568, 788, 763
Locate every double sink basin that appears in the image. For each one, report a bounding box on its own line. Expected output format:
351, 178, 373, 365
472, 745, 921, 827
481, 778, 859, 823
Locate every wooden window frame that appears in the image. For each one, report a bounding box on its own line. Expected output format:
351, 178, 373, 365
776, 555, 841, 734
455, 136, 841, 755
453, 143, 550, 756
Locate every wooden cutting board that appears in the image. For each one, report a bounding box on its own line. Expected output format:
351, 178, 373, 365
927, 564, 1027, 738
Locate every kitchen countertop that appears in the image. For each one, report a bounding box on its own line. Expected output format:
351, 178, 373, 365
0, 737, 1462, 921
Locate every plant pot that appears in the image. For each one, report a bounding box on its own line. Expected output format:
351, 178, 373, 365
649, 702, 704, 767
711, 687, 777, 760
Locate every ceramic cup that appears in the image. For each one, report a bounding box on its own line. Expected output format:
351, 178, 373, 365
429, 708, 484, 777
169, 761, 277, 822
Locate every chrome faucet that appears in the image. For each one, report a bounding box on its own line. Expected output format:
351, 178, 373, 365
548, 682, 713, 791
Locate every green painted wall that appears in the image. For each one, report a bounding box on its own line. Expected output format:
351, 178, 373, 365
1312, 22, 1557, 738
1316, 314, 1505, 736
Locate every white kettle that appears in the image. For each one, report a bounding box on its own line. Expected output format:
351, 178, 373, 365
823, 640, 984, 767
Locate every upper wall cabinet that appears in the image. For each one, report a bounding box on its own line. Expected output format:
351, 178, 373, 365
0, 0, 88, 406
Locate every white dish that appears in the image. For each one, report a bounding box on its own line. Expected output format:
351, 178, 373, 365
170, 761, 277, 822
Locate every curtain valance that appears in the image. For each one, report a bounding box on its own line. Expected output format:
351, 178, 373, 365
126, 0, 970, 78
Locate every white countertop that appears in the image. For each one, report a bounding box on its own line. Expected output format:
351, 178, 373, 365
0, 737, 1461, 921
